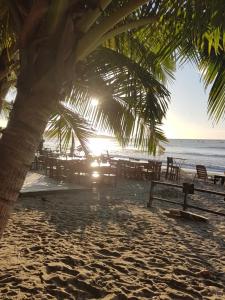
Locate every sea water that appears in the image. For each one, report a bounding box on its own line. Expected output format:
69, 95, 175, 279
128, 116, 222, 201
45, 137, 225, 174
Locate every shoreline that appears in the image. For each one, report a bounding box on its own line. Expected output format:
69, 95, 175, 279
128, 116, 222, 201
44, 138, 225, 175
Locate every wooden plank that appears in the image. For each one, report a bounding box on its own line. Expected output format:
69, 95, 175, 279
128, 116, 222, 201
152, 180, 182, 189
152, 196, 182, 206
164, 209, 208, 222
187, 204, 225, 217
180, 210, 208, 222
19, 186, 91, 197
194, 187, 225, 197
152, 180, 225, 197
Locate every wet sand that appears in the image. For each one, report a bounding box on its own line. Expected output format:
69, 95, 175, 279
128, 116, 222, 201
0, 172, 225, 299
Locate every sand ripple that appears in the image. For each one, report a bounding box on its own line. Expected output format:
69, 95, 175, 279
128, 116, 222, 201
1, 179, 225, 299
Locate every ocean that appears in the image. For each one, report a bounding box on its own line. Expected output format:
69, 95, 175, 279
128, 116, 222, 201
45, 137, 225, 174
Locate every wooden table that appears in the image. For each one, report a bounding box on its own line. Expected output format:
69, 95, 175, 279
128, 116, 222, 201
172, 157, 187, 168
90, 161, 115, 174
57, 156, 86, 161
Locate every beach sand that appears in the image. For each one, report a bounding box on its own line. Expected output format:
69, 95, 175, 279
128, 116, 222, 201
0, 172, 225, 299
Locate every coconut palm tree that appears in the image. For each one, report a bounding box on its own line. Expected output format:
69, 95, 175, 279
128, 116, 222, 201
0, 28, 174, 154
0, 0, 174, 236
1, 0, 225, 237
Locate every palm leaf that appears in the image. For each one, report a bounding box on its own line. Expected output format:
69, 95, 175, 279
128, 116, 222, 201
66, 45, 171, 153
45, 103, 94, 154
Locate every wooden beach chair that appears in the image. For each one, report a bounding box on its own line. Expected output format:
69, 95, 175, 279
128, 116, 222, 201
154, 161, 162, 180
165, 157, 180, 181
165, 157, 173, 179
143, 160, 162, 181
168, 165, 180, 181
194, 165, 213, 182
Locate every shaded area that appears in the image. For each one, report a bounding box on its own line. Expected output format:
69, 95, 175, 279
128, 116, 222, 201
0, 178, 225, 299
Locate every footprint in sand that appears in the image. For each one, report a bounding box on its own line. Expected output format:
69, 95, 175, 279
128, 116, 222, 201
68, 278, 104, 298
88, 262, 110, 273
61, 255, 85, 267
98, 249, 121, 258
45, 261, 79, 277
29, 245, 43, 252
0, 274, 22, 286
106, 262, 129, 275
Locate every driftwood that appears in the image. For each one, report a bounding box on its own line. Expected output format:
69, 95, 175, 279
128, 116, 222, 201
164, 209, 208, 222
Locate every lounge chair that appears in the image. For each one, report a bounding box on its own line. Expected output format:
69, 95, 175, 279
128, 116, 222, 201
194, 165, 213, 182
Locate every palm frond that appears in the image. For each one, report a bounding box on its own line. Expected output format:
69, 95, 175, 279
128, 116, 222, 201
45, 103, 94, 154
201, 54, 225, 122
152, 0, 225, 122
65, 44, 171, 153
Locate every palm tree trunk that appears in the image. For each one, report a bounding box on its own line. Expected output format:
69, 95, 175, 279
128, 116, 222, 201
0, 80, 56, 237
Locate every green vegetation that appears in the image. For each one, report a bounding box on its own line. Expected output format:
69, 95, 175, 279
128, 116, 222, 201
0, 1, 225, 236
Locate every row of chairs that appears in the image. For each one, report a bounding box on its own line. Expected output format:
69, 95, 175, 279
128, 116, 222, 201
116, 160, 162, 181
42, 157, 117, 186
32, 155, 163, 185
39, 157, 221, 186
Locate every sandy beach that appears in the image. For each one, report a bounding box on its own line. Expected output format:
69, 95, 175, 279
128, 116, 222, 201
0, 172, 225, 299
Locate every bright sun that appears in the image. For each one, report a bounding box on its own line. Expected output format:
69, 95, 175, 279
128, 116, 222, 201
88, 138, 106, 155
91, 98, 99, 106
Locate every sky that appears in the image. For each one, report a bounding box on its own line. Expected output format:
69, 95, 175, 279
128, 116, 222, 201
162, 63, 225, 139
1, 63, 225, 140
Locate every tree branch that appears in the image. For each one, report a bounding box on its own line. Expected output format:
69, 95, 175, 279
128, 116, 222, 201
76, 0, 112, 33
96, 17, 157, 49
75, 0, 149, 62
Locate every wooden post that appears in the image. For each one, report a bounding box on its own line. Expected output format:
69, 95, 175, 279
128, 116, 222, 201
182, 183, 194, 211
183, 191, 188, 211
147, 181, 155, 208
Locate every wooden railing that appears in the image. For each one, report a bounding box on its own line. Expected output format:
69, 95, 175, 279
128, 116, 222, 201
147, 181, 225, 217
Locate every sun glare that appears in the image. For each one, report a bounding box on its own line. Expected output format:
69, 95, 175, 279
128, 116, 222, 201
88, 138, 107, 155
91, 98, 99, 106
